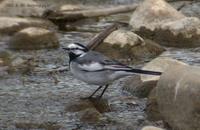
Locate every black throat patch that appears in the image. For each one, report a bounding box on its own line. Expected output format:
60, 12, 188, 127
69, 52, 80, 62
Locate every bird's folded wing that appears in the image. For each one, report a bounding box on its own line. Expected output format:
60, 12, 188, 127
78, 61, 132, 72
104, 64, 132, 71
78, 62, 104, 71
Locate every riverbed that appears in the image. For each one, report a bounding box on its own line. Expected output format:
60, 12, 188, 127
1, 1, 200, 130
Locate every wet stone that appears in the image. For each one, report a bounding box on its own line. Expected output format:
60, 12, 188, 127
0, 48, 11, 66
79, 108, 102, 123
65, 98, 111, 113
0, 17, 57, 35
65, 100, 94, 112
9, 27, 59, 50
15, 122, 61, 130
89, 98, 111, 113
123, 75, 157, 98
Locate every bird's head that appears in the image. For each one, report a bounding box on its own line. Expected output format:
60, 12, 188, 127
63, 43, 89, 60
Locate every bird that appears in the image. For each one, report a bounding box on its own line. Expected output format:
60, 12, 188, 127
63, 43, 162, 99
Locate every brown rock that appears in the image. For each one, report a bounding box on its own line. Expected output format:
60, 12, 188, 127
141, 57, 187, 82
0, 17, 57, 35
104, 29, 145, 47
9, 27, 59, 50
123, 75, 157, 98
79, 108, 102, 123
156, 64, 200, 130
96, 29, 165, 63
65, 100, 93, 112
0, 48, 11, 66
123, 57, 186, 98
146, 88, 163, 121
65, 98, 110, 113
129, 0, 200, 47
155, 17, 200, 47
129, 0, 185, 31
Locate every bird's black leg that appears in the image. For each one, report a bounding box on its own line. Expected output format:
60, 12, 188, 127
98, 84, 109, 99
87, 86, 103, 98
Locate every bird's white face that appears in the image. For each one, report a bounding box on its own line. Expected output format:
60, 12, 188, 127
66, 43, 88, 56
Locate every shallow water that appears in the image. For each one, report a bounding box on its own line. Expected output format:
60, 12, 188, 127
1, 1, 200, 130
161, 47, 200, 66
1, 27, 200, 130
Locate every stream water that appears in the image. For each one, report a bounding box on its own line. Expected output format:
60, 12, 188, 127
0, 1, 200, 130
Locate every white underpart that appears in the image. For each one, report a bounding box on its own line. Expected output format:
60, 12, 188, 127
68, 43, 83, 49
79, 62, 103, 71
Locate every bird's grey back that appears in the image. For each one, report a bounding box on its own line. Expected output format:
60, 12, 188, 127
74, 51, 119, 65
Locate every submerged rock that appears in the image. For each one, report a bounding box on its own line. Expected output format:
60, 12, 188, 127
129, 0, 200, 47
0, 17, 57, 35
65, 98, 110, 113
104, 29, 145, 47
96, 29, 165, 63
9, 27, 59, 50
79, 108, 102, 123
65, 100, 94, 112
0, 48, 11, 66
156, 64, 200, 130
146, 88, 163, 121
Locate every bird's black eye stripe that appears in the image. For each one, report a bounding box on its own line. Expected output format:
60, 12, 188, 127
70, 47, 88, 51
70, 48, 82, 50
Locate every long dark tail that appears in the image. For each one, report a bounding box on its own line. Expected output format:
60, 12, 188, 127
125, 68, 162, 75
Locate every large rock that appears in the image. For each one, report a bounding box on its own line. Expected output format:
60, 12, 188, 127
96, 29, 165, 63
65, 98, 110, 113
79, 108, 102, 123
0, 0, 49, 17
142, 57, 187, 120
155, 17, 200, 47
123, 57, 186, 98
129, 0, 185, 31
0, 17, 57, 35
9, 27, 59, 50
104, 29, 145, 47
156, 64, 200, 130
141, 57, 187, 82
146, 88, 163, 121
129, 0, 200, 47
